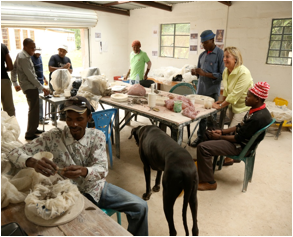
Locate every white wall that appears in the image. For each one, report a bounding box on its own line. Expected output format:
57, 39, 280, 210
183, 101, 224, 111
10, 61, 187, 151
128, 1, 228, 69
89, 12, 129, 81
90, 1, 292, 107
225, 1, 292, 107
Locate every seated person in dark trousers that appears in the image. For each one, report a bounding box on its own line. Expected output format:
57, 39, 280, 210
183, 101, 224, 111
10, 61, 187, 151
197, 82, 272, 191
7, 96, 148, 236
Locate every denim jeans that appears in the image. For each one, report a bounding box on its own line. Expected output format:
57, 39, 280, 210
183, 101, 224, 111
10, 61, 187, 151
84, 182, 148, 236
197, 93, 219, 140
38, 89, 43, 121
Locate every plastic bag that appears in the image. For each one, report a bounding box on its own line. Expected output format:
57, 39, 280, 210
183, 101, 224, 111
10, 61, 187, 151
78, 75, 109, 96
51, 69, 72, 93
1, 111, 23, 155
80, 67, 100, 78
77, 75, 108, 110
266, 101, 292, 122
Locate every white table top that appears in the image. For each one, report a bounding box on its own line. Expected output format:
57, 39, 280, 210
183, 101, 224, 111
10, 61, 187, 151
100, 88, 216, 126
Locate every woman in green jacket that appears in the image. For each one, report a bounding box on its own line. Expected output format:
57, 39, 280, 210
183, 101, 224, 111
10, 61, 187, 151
213, 46, 253, 127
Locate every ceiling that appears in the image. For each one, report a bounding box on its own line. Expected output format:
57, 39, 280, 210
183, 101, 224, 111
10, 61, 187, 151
44, 1, 232, 16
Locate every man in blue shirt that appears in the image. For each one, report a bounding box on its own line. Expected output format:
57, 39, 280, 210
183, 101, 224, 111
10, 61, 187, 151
31, 47, 48, 125
190, 30, 225, 148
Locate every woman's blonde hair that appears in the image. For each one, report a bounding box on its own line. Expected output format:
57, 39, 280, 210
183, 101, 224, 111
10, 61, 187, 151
224, 46, 243, 68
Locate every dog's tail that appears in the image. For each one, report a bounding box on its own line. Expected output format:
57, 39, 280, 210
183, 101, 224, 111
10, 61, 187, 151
182, 175, 193, 236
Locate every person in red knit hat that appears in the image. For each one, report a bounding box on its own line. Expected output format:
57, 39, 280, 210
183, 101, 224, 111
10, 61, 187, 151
196, 81, 273, 191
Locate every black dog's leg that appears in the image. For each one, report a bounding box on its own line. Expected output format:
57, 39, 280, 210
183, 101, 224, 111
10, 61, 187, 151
152, 171, 162, 192
163, 175, 182, 236
189, 181, 199, 236
142, 165, 152, 200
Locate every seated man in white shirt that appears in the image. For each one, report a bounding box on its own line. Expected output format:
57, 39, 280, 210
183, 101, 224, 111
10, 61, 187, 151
7, 96, 148, 236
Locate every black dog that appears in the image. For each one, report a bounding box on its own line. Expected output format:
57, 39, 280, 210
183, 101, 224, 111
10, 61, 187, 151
129, 125, 198, 236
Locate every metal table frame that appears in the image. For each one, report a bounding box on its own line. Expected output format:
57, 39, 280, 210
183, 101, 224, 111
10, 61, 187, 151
39, 94, 67, 131
99, 98, 218, 159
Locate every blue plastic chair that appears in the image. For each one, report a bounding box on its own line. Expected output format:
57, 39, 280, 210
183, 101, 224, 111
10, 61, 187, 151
213, 118, 275, 192
92, 108, 117, 168
101, 208, 122, 225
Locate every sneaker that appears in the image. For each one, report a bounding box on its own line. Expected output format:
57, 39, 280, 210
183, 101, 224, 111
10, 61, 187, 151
190, 138, 203, 148
25, 135, 39, 141
39, 120, 49, 125
198, 182, 217, 191
35, 129, 44, 134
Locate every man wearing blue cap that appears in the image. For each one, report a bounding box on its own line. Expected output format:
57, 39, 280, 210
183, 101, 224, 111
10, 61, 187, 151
190, 30, 225, 148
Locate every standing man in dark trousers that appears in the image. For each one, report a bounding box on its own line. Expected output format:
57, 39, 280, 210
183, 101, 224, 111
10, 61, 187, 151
48, 45, 72, 125
11, 38, 50, 140
31, 47, 49, 125
1, 43, 21, 116
190, 30, 225, 148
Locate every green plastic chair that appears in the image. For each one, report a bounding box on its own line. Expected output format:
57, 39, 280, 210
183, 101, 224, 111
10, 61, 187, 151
191, 80, 198, 93
169, 82, 197, 95
101, 208, 122, 225
212, 118, 275, 192
168, 82, 197, 144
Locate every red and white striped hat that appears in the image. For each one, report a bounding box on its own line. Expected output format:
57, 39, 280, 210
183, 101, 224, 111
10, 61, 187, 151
249, 82, 270, 99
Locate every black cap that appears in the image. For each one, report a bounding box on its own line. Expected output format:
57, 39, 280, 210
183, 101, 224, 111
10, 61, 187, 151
63, 96, 91, 114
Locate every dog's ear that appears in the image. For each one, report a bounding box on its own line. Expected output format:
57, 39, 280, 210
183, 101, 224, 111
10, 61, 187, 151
128, 128, 136, 139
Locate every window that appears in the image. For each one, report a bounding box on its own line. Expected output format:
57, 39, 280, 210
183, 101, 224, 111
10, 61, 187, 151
14, 29, 21, 49
160, 23, 190, 59
23, 30, 28, 39
30, 30, 35, 41
67, 36, 74, 41
266, 18, 292, 66
1, 28, 10, 50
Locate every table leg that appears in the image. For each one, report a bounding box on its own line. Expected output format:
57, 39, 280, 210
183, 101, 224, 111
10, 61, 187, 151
219, 107, 228, 129
43, 100, 47, 131
171, 125, 183, 145
115, 109, 120, 159
99, 101, 105, 110
275, 121, 284, 140
125, 110, 131, 125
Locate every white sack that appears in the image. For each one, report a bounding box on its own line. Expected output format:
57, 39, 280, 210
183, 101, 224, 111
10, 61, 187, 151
77, 75, 109, 110
80, 67, 100, 78
266, 101, 292, 122
25, 179, 80, 220
51, 69, 72, 93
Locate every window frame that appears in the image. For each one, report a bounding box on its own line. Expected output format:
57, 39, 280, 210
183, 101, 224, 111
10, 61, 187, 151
266, 18, 292, 66
30, 30, 35, 41
1, 28, 10, 50
160, 23, 190, 59
23, 29, 28, 40
14, 29, 21, 50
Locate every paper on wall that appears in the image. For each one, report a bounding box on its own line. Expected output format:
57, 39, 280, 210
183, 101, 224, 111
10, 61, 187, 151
189, 31, 198, 55
215, 29, 224, 43
95, 32, 102, 42
152, 50, 158, 57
